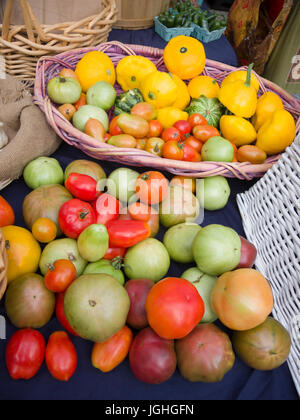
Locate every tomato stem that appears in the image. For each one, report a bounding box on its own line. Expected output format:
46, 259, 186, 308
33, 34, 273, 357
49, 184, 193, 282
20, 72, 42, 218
79, 210, 89, 220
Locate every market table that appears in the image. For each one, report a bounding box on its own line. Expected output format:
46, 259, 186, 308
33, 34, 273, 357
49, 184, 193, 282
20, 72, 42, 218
0, 26, 299, 401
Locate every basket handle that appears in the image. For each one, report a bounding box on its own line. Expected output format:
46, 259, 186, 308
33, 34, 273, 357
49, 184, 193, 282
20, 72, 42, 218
2, 0, 14, 40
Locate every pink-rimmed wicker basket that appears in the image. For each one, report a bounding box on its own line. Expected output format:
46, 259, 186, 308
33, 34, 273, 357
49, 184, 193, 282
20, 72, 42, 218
34, 41, 300, 180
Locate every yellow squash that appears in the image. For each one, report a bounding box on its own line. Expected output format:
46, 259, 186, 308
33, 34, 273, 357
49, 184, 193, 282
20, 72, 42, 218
252, 92, 284, 131
116, 56, 157, 92
2, 225, 41, 283
188, 75, 220, 99
141, 71, 178, 109
218, 64, 257, 118
171, 73, 191, 110
221, 70, 260, 93
220, 115, 257, 146
256, 109, 296, 155
157, 107, 188, 129
163, 35, 206, 80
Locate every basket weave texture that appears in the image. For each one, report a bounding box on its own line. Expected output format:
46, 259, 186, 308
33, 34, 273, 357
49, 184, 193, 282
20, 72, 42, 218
0, 0, 117, 81
34, 41, 300, 180
237, 135, 300, 396
0, 229, 8, 301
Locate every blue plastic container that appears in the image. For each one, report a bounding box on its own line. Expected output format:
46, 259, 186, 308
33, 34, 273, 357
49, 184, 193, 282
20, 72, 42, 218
192, 22, 226, 43
154, 16, 195, 42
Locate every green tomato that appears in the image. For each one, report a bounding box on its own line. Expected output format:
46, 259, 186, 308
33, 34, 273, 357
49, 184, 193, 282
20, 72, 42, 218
124, 238, 170, 283
83, 259, 125, 285
196, 176, 231, 211
163, 223, 201, 263
72, 105, 109, 132
23, 157, 64, 189
107, 167, 139, 203
87, 81, 117, 110
47, 76, 82, 104
64, 159, 106, 183
77, 224, 109, 262
192, 224, 241, 276
201, 136, 234, 162
181, 267, 218, 324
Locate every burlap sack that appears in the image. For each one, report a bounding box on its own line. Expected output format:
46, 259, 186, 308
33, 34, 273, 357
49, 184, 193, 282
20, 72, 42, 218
0, 75, 61, 189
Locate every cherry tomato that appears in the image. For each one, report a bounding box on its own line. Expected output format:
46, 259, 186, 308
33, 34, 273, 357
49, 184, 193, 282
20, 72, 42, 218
185, 135, 203, 152
135, 171, 169, 205
147, 120, 163, 138
109, 116, 123, 136
145, 277, 205, 339
136, 138, 147, 150
0, 196, 15, 227
32, 217, 57, 243
162, 140, 184, 160
6, 329, 45, 380
183, 142, 201, 162
128, 202, 151, 222
103, 246, 126, 260
58, 198, 96, 239
92, 326, 133, 373
145, 137, 165, 157
173, 120, 192, 140
106, 219, 151, 248
44, 259, 77, 293
193, 125, 220, 142
93, 193, 121, 225
162, 127, 181, 142
188, 113, 208, 128
45, 331, 77, 382
74, 92, 87, 110
55, 292, 79, 336
65, 172, 100, 202
170, 176, 196, 193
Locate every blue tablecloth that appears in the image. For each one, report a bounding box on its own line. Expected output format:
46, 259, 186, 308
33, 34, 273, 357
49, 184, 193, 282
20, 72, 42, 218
0, 26, 298, 401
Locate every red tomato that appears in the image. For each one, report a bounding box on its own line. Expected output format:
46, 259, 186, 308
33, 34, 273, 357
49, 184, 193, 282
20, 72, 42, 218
65, 172, 100, 202
185, 135, 203, 152
55, 292, 79, 336
109, 116, 123, 136
193, 125, 220, 142
44, 259, 77, 293
145, 277, 205, 339
103, 246, 126, 260
74, 92, 87, 110
106, 219, 151, 248
58, 198, 96, 239
162, 127, 181, 142
135, 171, 169, 205
45, 331, 78, 382
162, 140, 184, 160
92, 326, 133, 373
173, 120, 192, 140
188, 113, 208, 128
6, 329, 45, 380
0, 196, 15, 227
128, 202, 151, 222
183, 142, 201, 162
147, 120, 163, 138
93, 193, 121, 225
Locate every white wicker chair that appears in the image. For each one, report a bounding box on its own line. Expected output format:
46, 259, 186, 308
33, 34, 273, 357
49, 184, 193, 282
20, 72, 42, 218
237, 135, 300, 396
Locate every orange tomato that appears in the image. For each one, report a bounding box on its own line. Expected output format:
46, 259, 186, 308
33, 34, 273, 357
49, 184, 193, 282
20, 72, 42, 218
128, 202, 151, 222
188, 113, 208, 128
135, 171, 169, 205
230, 141, 238, 162
147, 120, 163, 138
32, 217, 57, 243
58, 104, 76, 121
136, 138, 147, 150
84, 118, 105, 142
170, 176, 196, 193
92, 326, 133, 373
193, 125, 220, 142
162, 140, 184, 160
109, 116, 123, 136
44, 259, 77, 293
185, 135, 203, 152
59, 68, 79, 82
0, 196, 15, 227
74, 92, 87, 110
211, 268, 274, 331
237, 145, 267, 164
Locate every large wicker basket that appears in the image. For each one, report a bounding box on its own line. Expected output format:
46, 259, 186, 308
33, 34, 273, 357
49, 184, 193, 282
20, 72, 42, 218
0, 229, 8, 301
34, 41, 300, 180
0, 0, 117, 82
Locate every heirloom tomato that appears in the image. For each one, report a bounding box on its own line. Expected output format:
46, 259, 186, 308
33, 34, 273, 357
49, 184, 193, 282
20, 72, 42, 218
55, 292, 79, 336
44, 259, 77, 293
0, 196, 15, 227
162, 127, 181, 142
188, 113, 208, 128
162, 140, 184, 160
58, 198, 96, 239
193, 125, 220, 143
65, 172, 100, 202
135, 171, 169, 205
173, 120, 192, 140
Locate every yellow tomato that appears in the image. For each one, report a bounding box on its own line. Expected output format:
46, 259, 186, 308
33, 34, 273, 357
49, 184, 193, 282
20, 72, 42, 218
188, 76, 220, 99
170, 73, 191, 110
141, 71, 178, 109
116, 55, 157, 91
75, 51, 116, 92
163, 35, 206, 80
32, 218, 57, 244
2, 225, 41, 284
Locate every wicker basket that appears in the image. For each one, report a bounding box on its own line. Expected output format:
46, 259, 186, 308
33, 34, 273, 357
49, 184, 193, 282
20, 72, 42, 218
0, 229, 8, 301
237, 134, 300, 396
34, 41, 300, 180
0, 0, 117, 82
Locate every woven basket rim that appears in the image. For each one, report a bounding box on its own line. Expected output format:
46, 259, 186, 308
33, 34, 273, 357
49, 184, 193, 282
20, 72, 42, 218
33, 41, 300, 180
